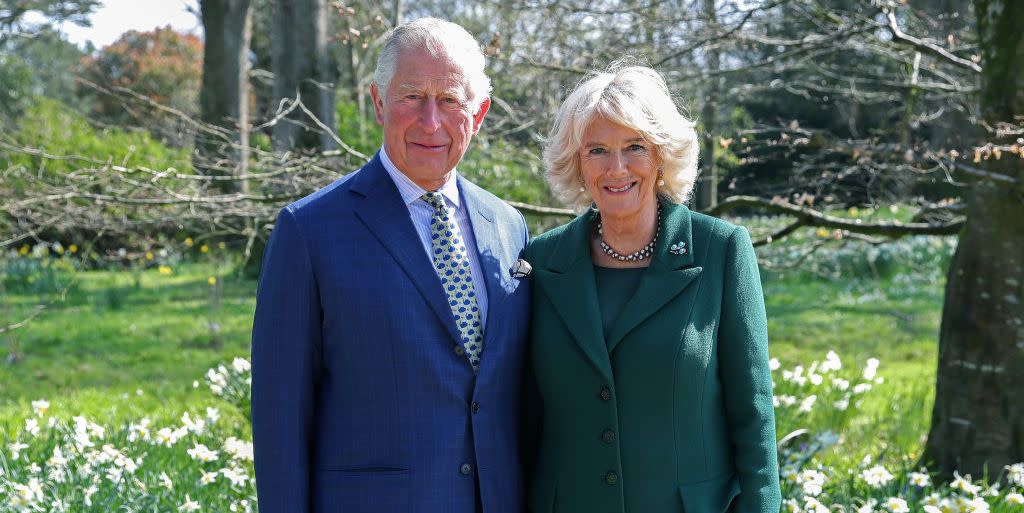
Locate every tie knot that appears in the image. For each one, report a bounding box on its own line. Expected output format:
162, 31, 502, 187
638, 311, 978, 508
422, 192, 446, 213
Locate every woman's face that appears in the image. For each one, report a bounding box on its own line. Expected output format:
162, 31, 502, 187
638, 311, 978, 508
579, 118, 659, 222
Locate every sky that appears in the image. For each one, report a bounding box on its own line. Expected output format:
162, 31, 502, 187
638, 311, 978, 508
53, 0, 202, 49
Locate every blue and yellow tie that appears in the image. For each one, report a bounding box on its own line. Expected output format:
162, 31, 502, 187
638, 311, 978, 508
423, 192, 483, 373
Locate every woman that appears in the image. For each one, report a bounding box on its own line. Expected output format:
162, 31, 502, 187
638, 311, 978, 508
524, 64, 781, 513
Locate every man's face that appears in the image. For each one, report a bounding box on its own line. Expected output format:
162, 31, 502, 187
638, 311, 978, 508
371, 47, 490, 191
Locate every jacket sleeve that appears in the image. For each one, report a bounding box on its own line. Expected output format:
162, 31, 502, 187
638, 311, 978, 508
718, 226, 781, 513
251, 207, 321, 513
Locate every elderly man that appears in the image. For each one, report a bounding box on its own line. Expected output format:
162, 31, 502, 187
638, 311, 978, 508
251, 17, 531, 513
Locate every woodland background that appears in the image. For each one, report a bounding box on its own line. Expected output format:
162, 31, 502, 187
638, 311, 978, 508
0, 0, 1022, 511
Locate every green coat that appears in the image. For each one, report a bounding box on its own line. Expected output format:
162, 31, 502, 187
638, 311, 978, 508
523, 200, 781, 513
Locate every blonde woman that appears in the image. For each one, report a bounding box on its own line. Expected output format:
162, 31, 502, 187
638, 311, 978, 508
524, 64, 780, 513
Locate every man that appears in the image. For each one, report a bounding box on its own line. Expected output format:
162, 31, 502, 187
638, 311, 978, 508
251, 17, 531, 513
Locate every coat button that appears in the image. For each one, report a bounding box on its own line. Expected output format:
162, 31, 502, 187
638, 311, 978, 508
601, 429, 615, 444
605, 471, 618, 486
454, 345, 465, 356
600, 387, 612, 401
460, 463, 472, 475
471, 401, 480, 414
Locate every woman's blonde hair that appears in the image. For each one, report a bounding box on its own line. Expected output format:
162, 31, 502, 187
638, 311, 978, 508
543, 62, 699, 210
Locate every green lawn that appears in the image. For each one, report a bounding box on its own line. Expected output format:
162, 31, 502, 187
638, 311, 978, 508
11, 233, 1024, 512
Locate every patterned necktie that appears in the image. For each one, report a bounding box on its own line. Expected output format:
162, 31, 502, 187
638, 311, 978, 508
422, 192, 483, 373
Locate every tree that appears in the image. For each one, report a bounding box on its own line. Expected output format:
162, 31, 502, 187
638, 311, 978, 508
196, 0, 254, 193
270, 0, 338, 152
0, 0, 99, 50
77, 26, 203, 145
922, 0, 1024, 478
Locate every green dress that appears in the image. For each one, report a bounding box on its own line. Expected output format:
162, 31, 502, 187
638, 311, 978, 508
523, 200, 781, 513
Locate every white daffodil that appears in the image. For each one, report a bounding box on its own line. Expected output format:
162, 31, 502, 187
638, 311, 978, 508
1006, 463, 1024, 487
199, 469, 218, 486
25, 417, 41, 436
799, 395, 817, 413
951, 472, 982, 495
187, 442, 219, 463
8, 441, 29, 460
232, 357, 251, 373
1005, 493, 1024, 506
797, 469, 827, 496
885, 497, 909, 513
909, 471, 931, 487
160, 471, 174, 490
31, 399, 50, 417
223, 437, 254, 462
803, 497, 829, 513
860, 465, 895, 488
863, 358, 880, 380
221, 466, 250, 486
179, 494, 201, 512
206, 407, 220, 424
858, 498, 878, 513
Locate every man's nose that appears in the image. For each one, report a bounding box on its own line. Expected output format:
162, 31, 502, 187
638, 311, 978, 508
418, 99, 442, 133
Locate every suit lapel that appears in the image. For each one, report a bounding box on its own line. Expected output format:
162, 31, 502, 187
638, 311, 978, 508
536, 211, 614, 382
606, 201, 704, 353
350, 154, 464, 346
459, 177, 505, 377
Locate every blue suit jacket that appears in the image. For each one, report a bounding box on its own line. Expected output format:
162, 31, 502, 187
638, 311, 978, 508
251, 153, 532, 513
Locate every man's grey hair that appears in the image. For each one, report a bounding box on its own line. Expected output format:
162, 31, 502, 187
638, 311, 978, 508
374, 17, 492, 112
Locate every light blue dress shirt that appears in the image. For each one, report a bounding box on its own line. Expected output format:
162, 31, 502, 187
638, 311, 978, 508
379, 147, 489, 328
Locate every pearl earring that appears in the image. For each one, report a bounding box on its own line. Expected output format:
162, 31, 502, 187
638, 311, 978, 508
657, 168, 665, 187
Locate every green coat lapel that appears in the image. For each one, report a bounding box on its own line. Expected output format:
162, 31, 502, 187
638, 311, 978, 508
606, 200, 704, 353
534, 210, 614, 382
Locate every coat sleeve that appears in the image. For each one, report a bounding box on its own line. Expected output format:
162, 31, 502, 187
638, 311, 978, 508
717, 226, 781, 513
251, 207, 322, 513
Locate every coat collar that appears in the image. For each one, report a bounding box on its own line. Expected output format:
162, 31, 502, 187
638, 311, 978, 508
535, 198, 704, 379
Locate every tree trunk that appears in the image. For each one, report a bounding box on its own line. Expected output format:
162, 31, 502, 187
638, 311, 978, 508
271, 0, 338, 152
196, 0, 253, 193
923, 0, 1024, 479
695, 0, 719, 211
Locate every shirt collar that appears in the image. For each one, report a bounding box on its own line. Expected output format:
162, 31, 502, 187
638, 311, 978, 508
379, 146, 461, 208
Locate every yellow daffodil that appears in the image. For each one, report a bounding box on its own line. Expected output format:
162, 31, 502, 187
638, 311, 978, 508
158, 266, 173, 275
200, 244, 209, 254
208, 276, 217, 286
19, 245, 29, 256
145, 251, 154, 261
184, 237, 194, 247
69, 244, 78, 253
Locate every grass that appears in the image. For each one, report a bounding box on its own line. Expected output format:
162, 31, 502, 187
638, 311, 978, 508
10, 229, 1015, 512
0, 260, 254, 424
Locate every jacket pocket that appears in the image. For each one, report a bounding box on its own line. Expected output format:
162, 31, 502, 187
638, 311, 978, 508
678, 473, 741, 513
317, 464, 410, 476
312, 467, 411, 512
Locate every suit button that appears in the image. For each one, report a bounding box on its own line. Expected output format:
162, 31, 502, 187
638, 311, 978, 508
601, 429, 615, 444
600, 387, 612, 401
605, 471, 618, 486
454, 345, 465, 356
460, 463, 472, 475
471, 401, 480, 414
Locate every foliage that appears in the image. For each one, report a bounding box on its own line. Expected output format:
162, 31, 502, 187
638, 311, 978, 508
2, 97, 189, 175
0, 27, 85, 110
77, 26, 203, 146
0, 53, 33, 121
0, 0, 100, 51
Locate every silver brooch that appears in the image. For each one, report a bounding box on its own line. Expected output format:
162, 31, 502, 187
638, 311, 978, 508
510, 258, 532, 278
669, 242, 688, 255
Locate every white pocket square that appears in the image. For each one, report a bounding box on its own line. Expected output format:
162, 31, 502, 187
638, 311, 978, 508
509, 258, 532, 279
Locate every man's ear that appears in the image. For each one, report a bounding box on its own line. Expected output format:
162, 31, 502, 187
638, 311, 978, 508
370, 82, 385, 125
471, 97, 491, 135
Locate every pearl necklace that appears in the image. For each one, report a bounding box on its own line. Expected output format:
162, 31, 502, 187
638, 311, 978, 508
596, 207, 660, 262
